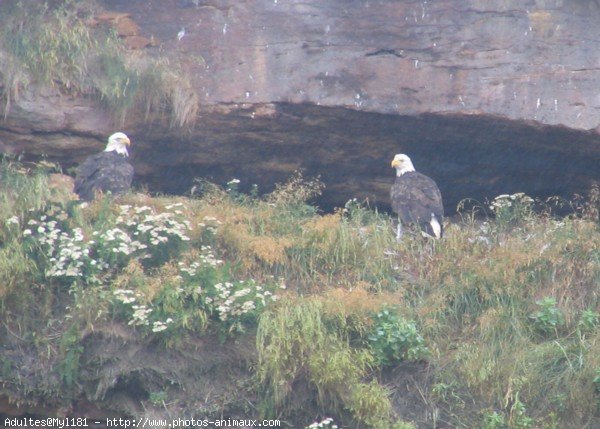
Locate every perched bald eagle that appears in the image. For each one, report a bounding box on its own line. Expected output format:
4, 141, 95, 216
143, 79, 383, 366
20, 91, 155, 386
74, 132, 134, 201
390, 154, 443, 239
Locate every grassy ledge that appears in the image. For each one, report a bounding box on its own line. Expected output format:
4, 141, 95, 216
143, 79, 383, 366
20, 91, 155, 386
0, 0, 199, 127
0, 159, 599, 428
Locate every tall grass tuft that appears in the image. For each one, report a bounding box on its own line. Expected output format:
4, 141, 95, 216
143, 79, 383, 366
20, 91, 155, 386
0, 159, 53, 325
256, 297, 411, 428
1, 3, 94, 93
0, 157, 52, 223
0, 1, 199, 127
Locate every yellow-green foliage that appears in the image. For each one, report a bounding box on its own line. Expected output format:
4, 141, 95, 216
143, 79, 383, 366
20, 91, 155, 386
0, 1, 199, 127
0, 162, 599, 428
256, 297, 408, 427
0, 159, 51, 299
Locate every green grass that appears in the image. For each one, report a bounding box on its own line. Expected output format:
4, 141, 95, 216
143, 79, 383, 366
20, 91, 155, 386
0, 0, 199, 127
256, 297, 407, 428
0, 160, 598, 428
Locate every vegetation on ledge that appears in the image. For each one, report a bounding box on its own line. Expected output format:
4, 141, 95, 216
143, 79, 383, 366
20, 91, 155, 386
0, 0, 199, 127
0, 159, 598, 428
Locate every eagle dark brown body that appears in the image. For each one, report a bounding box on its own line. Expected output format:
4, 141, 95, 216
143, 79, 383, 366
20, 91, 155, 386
390, 154, 444, 239
74, 132, 133, 201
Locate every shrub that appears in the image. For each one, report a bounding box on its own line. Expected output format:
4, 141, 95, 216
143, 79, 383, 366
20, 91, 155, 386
175, 250, 283, 333
256, 298, 404, 428
367, 308, 429, 366
489, 192, 534, 229
21, 202, 192, 285
578, 309, 599, 335
482, 411, 506, 429
593, 369, 600, 396
528, 297, 565, 337
266, 170, 324, 208
108, 222, 283, 338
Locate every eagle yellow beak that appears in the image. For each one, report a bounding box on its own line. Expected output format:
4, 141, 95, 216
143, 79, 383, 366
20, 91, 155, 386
122, 137, 131, 146
391, 159, 400, 168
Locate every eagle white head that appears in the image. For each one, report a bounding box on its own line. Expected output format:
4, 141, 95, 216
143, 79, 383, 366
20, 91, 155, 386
104, 132, 131, 157
391, 153, 416, 176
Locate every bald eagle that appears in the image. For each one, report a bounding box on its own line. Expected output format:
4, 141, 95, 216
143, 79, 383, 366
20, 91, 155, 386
390, 154, 443, 239
74, 132, 134, 201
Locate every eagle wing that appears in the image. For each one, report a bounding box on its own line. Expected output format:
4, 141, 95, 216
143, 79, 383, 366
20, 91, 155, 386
390, 171, 443, 224
74, 152, 134, 201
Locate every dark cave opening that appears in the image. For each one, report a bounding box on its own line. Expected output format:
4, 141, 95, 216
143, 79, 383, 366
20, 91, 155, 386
133, 104, 600, 215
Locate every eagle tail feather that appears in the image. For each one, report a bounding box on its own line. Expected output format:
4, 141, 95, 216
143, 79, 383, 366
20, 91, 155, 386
419, 213, 443, 239
430, 213, 442, 238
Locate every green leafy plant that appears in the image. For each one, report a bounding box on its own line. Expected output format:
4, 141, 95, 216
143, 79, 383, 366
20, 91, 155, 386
22, 202, 192, 285
593, 369, 600, 395
257, 298, 407, 428
528, 297, 565, 337
509, 393, 534, 429
112, 245, 282, 339
482, 411, 506, 429
367, 308, 428, 366
431, 381, 466, 411
577, 309, 599, 334
489, 193, 534, 229
149, 391, 168, 405
56, 324, 84, 387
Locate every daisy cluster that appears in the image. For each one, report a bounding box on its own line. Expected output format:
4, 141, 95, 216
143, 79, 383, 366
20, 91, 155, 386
306, 418, 338, 429
24, 214, 97, 278
488, 192, 536, 230
489, 192, 534, 213
115, 204, 191, 247
113, 288, 173, 332
178, 246, 285, 327
226, 178, 241, 194
198, 216, 222, 235
178, 245, 223, 277
110, 245, 283, 335
21, 203, 192, 282
19, 201, 282, 335
209, 279, 277, 322
6, 215, 20, 226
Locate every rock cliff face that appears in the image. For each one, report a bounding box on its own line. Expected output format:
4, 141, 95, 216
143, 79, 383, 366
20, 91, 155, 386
1, 0, 600, 212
